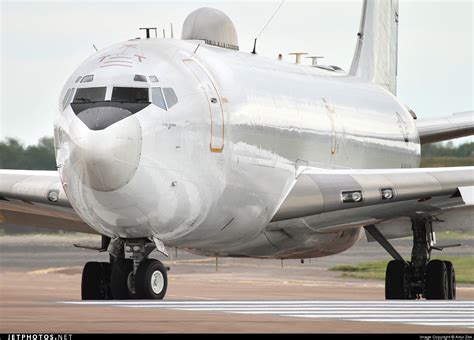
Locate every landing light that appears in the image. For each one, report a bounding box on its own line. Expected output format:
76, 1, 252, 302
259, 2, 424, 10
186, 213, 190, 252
47, 190, 59, 202
381, 188, 394, 200
341, 190, 363, 203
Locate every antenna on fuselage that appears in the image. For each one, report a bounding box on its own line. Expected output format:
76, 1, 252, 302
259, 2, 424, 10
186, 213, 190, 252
251, 0, 286, 54
306, 56, 324, 66
139, 27, 157, 39
289, 52, 308, 64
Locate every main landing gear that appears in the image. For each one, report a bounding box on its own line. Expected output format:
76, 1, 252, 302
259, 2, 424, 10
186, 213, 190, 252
80, 238, 168, 300
365, 215, 458, 300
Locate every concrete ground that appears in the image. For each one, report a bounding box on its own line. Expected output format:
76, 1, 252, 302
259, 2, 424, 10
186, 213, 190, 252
1, 233, 473, 333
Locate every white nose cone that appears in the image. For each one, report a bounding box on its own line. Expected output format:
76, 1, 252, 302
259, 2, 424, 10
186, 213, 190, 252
69, 116, 142, 192
182, 7, 239, 51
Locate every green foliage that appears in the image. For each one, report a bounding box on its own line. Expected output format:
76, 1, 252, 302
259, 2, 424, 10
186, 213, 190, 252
0, 137, 56, 170
421, 157, 474, 167
421, 142, 474, 158
330, 256, 474, 283
420, 142, 474, 167
435, 230, 474, 240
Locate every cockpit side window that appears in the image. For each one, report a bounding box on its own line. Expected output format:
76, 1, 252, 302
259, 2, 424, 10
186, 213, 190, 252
112, 87, 149, 103
80, 74, 94, 83
134, 74, 147, 82
72, 87, 106, 103
163, 88, 178, 109
62, 88, 75, 109
151, 87, 167, 110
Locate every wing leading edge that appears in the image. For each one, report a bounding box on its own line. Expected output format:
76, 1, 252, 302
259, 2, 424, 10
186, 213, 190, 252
0, 170, 95, 233
271, 167, 473, 234
416, 111, 474, 144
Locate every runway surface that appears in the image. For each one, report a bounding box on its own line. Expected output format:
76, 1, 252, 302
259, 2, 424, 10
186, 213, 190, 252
65, 300, 474, 329
2, 233, 473, 333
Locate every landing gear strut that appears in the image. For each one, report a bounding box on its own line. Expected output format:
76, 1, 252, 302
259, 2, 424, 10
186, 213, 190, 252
365, 215, 456, 300
81, 237, 168, 300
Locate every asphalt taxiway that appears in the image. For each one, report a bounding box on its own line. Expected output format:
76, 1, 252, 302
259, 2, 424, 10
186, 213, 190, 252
1, 233, 473, 333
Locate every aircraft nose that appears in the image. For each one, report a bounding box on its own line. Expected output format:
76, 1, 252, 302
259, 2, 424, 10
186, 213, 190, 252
69, 112, 142, 192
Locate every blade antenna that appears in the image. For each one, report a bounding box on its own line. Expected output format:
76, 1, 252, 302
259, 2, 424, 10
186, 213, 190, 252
252, 0, 285, 54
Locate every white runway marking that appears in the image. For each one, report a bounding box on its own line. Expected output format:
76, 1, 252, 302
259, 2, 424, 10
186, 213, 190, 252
63, 300, 474, 329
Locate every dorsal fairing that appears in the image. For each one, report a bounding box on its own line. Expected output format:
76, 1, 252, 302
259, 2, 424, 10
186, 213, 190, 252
350, 0, 399, 95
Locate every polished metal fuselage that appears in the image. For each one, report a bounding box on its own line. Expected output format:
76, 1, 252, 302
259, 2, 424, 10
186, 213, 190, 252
55, 38, 420, 258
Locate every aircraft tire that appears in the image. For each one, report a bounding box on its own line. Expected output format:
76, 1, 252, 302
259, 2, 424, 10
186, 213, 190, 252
444, 261, 456, 300
81, 262, 111, 300
135, 259, 168, 300
385, 260, 409, 299
425, 260, 449, 300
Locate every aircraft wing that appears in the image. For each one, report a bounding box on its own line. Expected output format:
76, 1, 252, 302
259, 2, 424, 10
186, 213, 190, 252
271, 166, 473, 239
416, 111, 474, 144
0, 170, 96, 233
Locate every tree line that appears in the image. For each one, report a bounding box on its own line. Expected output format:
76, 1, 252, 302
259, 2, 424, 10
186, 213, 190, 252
0, 137, 57, 170
421, 141, 474, 158
0, 137, 473, 170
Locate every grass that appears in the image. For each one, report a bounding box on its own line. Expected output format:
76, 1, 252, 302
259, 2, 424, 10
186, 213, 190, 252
330, 256, 474, 284
396, 230, 474, 241
435, 230, 474, 241
421, 157, 474, 167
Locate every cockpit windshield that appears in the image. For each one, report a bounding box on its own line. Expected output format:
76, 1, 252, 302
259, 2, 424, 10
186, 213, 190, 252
111, 87, 149, 103
72, 87, 106, 103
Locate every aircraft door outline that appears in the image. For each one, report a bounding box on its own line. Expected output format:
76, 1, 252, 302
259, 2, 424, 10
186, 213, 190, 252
183, 59, 225, 153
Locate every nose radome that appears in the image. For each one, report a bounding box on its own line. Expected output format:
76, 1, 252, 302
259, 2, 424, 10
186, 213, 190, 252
69, 114, 142, 192
77, 106, 133, 131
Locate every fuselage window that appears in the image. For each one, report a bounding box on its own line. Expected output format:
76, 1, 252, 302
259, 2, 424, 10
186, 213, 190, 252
72, 87, 106, 103
149, 76, 159, 83
163, 88, 178, 109
151, 87, 166, 110
134, 74, 147, 82
62, 88, 75, 109
80, 74, 94, 83
111, 87, 149, 103
75, 76, 82, 83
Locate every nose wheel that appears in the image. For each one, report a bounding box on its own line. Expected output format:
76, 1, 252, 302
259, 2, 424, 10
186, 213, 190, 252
135, 259, 168, 299
81, 262, 112, 300
81, 239, 169, 300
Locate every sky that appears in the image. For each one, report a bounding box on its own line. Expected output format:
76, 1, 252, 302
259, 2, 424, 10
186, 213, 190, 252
1, 0, 472, 146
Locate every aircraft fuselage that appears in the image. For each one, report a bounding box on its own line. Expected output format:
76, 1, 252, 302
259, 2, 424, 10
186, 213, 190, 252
54, 38, 420, 258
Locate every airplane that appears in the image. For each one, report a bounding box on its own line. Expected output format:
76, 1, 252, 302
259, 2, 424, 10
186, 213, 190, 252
1, 0, 473, 301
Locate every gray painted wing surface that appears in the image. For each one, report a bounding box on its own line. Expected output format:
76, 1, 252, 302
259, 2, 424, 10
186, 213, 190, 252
416, 111, 474, 144
0, 170, 94, 233
272, 167, 474, 231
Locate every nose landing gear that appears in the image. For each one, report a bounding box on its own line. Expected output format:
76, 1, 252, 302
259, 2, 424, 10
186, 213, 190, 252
81, 261, 112, 300
365, 215, 457, 300
135, 259, 168, 299
81, 238, 169, 300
